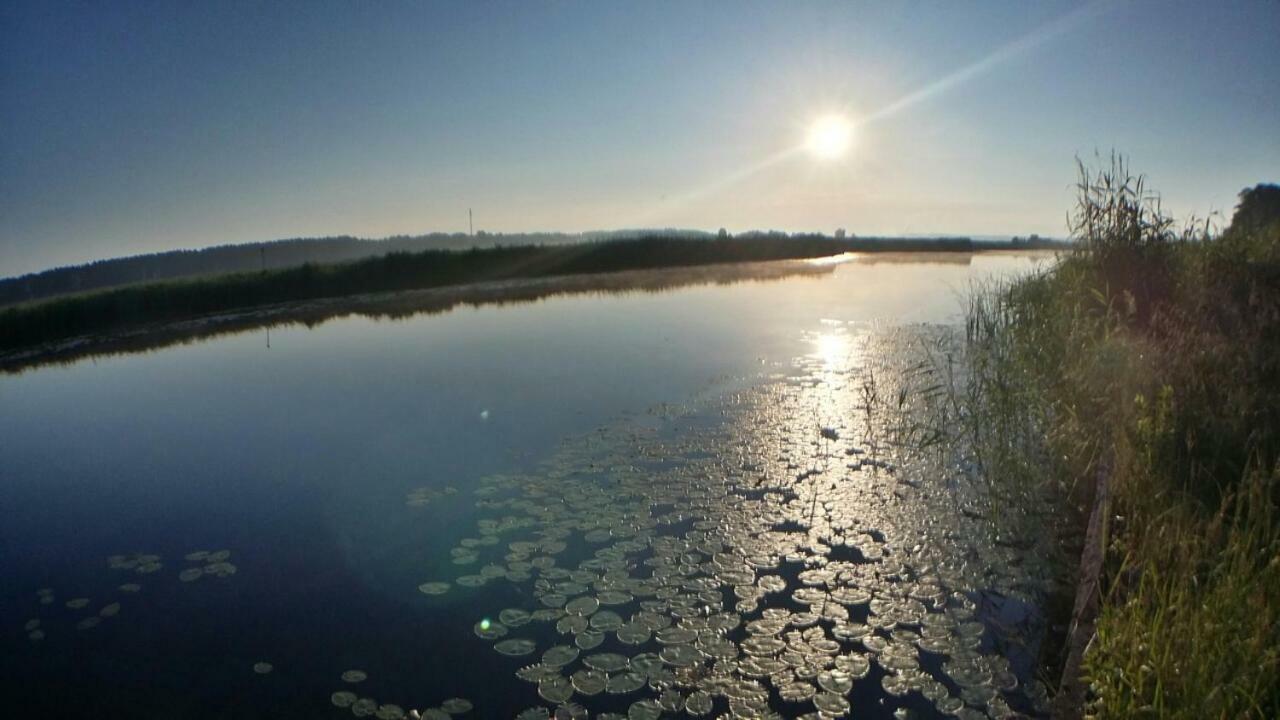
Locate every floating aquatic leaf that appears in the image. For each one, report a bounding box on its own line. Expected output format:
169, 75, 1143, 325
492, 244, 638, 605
440, 697, 473, 714
65, 598, 90, 609
418, 582, 451, 595
605, 672, 646, 695
583, 652, 629, 673
993, 669, 1019, 692
118, 583, 141, 593
564, 596, 599, 616
935, 695, 964, 714
331, 691, 358, 707
205, 562, 236, 577
570, 668, 607, 696
616, 622, 651, 645
557, 615, 588, 635
813, 692, 849, 715
499, 608, 531, 626
179, 568, 203, 582
554, 581, 589, 596
697, 636, 737, 660
741, 635, 785, 655
538, 676, 574, 704
658, 689, 684, 712
655, 626, 696, 645
552, 703, 587, 720
541, 645, 579, 668
659, 644, 702, 667
516, 664, 560, 683
99, 602, 121, 618
474, 620, 508, 640
817, 669, 853, 695
881, 673, 910, 697
627, 699, 662, 720
573, 630, 604, 650
375, 704, 406, 720
834, 653, 871, 679
495, 638, 537, 656
595, 590, 633, 606
684, 690, 713, 716
341, 670, 368, 683
587, 610, 623, 632
253, 662, 273, 674
778, 681, 816, 702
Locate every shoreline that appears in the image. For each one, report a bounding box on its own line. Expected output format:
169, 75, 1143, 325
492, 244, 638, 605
0, 248, 1056, 374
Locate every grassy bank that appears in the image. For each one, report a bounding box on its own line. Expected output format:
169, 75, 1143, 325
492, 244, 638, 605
0, 234, 1008, 354
962, 160, 1279, 717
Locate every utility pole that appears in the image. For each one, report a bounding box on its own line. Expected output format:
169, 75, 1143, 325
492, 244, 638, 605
469, 208, 474, 237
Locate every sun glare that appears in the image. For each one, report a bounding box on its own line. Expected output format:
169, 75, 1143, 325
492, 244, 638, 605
806, 115, 853, 160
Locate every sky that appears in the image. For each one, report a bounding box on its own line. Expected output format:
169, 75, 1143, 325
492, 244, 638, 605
1, 1, 1277, 276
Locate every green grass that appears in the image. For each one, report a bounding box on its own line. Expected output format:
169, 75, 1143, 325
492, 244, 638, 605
957, 157, 1280, 717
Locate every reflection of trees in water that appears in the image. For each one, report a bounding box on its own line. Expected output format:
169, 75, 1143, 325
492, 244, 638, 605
2, 260, 836, 374
856, 252, 974, 267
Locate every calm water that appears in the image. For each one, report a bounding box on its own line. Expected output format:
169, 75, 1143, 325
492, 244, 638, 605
0, 253, 1054, 719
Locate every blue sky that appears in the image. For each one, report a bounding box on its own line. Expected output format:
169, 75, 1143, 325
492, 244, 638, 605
2, 0, 1277, 275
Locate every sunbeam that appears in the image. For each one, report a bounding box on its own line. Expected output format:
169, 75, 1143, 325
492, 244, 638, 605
860, 1, 1112, 127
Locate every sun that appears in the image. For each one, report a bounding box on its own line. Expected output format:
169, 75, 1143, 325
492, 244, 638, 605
806, 115, 853, 160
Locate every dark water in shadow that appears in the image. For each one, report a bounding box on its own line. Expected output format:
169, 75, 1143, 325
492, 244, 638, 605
0, 252, 1056, 718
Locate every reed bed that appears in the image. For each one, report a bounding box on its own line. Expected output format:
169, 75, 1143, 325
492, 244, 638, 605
955, 157, 1279, 717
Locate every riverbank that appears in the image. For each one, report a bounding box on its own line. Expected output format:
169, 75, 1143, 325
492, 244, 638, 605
960, 166, 1279, 717
0, 256, 841, 373
0, 234, 1054, 356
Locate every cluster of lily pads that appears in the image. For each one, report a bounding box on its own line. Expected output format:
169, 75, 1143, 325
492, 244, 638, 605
329, 668, 474, 719
178, 549, 237, 581
23, 587, 125, 637
108, 552, 164, 574
407, 328, 1053, 718
23, 547, 240, 643
405, 485, 458, 509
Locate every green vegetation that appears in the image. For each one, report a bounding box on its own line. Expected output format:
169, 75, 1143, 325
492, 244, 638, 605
0, 233, 1024, 355
960, 159, 1279, 718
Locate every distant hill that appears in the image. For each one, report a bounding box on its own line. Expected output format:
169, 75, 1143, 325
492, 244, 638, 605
0, 229, 1064, 307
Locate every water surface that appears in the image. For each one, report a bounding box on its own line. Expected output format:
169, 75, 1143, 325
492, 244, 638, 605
0, 252, 1054, 719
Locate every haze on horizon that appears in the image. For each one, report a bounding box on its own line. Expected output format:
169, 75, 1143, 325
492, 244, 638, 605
2, 0, 1277, 277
